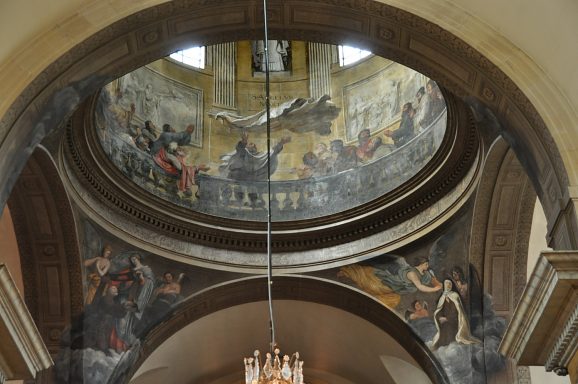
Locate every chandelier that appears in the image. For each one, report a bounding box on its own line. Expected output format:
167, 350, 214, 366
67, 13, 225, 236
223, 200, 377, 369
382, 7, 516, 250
243, 1, 305, 383
244, 348, 304, 384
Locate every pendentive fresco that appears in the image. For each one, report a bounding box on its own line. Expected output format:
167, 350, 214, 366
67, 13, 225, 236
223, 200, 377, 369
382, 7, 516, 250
315, 207, 508, 384
55, 204, 508, 383
55, 216, 242, 383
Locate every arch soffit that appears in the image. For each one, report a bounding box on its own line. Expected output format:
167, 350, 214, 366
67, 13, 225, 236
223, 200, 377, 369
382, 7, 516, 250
6, 147, 83, 357
0, 0, 570, 242
469, 138, 536, 319
131, 275, 449, 384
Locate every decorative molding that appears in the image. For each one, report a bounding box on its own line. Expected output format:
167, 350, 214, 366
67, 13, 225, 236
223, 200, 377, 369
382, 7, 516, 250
469, 137, 509, 275
516, 366, 531, 384
513, 180, 536, 304
63, 136, 480, 272
546, 297, 578, 372
470, 137, 535, 322
482, 149, 535, 318
500, 251, 578, 371
0, 264, 52, 380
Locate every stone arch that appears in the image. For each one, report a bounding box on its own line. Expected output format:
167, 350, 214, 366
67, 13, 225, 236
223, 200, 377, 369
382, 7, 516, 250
0, 0, 574, 249
7, 147, 83, 358
128, 275, 449, 384
468, 138, 537, 382
469, 138, 536, 319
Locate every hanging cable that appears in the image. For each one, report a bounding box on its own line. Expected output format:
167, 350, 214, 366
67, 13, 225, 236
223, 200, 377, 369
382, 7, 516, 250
244, 6, 306, 383
262, 0, 276, 353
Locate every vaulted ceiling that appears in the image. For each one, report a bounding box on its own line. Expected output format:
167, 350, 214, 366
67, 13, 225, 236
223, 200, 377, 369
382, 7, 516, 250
1, 1, 577, 384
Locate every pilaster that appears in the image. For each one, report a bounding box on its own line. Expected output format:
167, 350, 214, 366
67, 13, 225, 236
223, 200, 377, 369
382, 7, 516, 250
0, 264, 52, 380
547, 187, 578, 250
307, 42, 332, 99
212, 42, 237, 110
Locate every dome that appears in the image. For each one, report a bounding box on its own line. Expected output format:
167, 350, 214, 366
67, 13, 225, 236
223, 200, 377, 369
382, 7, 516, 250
96, 42, 447, 222
63, 40, 479, 270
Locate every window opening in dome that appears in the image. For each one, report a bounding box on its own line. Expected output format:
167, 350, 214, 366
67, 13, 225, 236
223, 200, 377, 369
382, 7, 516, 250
338, 45, 371, 66
170, 46, 206, 69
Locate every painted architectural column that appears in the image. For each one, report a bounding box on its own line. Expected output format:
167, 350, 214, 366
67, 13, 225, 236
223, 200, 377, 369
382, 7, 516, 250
307, 42, 332, 99
212, 42, 236, 109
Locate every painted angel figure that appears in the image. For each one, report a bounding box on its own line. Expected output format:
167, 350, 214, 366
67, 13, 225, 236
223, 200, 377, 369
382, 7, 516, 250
338, 255, 442, 308
405, 299, 429, 321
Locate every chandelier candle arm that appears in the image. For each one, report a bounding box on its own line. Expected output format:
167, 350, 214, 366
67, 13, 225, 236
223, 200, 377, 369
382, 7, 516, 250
244, 348, 304, 384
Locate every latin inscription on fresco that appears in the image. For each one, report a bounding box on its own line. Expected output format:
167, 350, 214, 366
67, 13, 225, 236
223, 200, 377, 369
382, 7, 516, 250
248, 94, 295, 110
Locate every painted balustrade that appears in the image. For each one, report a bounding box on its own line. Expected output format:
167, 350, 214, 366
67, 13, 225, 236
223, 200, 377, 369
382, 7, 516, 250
195, 110, 446, 221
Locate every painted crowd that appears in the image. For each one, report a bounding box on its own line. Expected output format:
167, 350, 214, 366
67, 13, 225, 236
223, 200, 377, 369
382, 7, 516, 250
294, 80, 445, 179
98, 68, 446, 204
81, 244, 187, 353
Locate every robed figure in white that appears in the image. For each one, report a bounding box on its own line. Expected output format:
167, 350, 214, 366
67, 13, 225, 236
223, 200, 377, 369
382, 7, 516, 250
431, 279, 481, 349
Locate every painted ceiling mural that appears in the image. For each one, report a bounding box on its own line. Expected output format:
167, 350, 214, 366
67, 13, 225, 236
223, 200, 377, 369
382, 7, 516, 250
315, 206, 508, 384
95, 41, 447, 222
55, 200, 508, 383
55, 214, 243, 383
53, 42, 508, 384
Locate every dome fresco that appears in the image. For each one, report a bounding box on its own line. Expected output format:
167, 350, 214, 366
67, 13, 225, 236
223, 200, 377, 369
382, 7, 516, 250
95, 41, 446, 222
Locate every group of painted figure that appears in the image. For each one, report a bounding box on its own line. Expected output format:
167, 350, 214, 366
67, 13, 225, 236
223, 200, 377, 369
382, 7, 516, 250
295, 80, 445, 179
339, 259, 480, 350
81, 244, 185, 353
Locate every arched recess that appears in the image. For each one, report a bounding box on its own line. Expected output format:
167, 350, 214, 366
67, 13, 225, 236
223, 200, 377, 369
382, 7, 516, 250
470, 138, 536, 320
126, 276, 449, 384
7, 147, 83, 358
469, 138, 536, 382
0, 0, 572, 249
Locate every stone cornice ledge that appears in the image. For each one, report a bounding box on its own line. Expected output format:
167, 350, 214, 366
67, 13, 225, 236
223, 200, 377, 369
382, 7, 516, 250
499, 251, 578, 373
0, 264, 52, 380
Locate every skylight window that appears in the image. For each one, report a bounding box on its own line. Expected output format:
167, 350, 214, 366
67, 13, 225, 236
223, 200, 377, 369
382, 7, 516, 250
170, 46, 206, 69
338, 45, 372, 66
